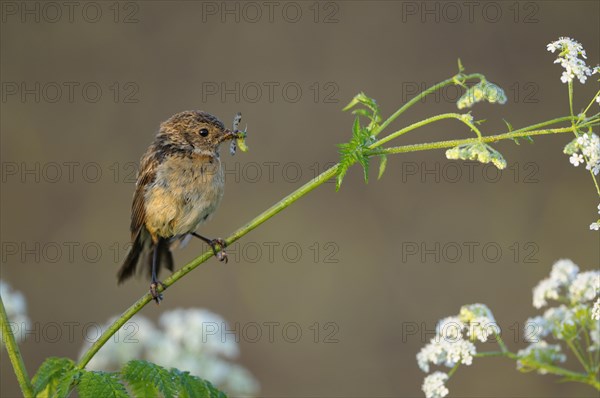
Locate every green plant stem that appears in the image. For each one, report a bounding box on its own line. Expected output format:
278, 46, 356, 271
447, 363, 460, 378
77, 163, 340, 369
566, 338, 592, 374
582, 90, 600, 116
0, 295, 34, 398
475, 351, 599, 389
568, 81, 575, 120
372, 73, 484, 136
370, 126, 579, 156
371, 113, 480, 148
494, 331, 510, 354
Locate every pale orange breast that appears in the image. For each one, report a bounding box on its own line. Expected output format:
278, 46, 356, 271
144, 154, 224, 238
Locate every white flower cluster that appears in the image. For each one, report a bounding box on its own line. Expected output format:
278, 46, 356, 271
422, 371, 449, 398
526, 259, 600, 355
446, 142, 507, 170
564, 133, 600, 177
80, 308, 259, 397
417, 304, 497, 397
590, 204, 600, 231
547, 37, 596, 84
539, 259, 599, 308
0, 280, 30, 347
593, 298, 600, 321
456, 81, 507, 109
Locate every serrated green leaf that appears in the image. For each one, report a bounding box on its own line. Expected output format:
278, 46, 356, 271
358, 154, 369, 183
54, 368, 82, 398
352, 116, 361, 135
378, 155, 387, 180
32, 357, 75, 397
78, 371, 128, 398
121, 360, 177, 398
335, 162, 349, 191
342, 93, 364, 111
171, 368, 224, 398
206, 381, 227, 398
171, 370, 209, 398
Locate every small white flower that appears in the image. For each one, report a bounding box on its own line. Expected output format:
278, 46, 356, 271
570, 153, 584, 166
542, 305, 576, 339
459, 304, 498, 342
569, 271, 600, 304
592, 298, 600, 321
591, 206, 600, 230
590, 316, 600, 351
523, 316, 551, 343
436, 317, 465, 341
550, 259, 579, 284
422, 372, 449, 398
533, 278, 561, 309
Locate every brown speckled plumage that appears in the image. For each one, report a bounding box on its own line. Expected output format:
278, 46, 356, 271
117, 111, 238, 300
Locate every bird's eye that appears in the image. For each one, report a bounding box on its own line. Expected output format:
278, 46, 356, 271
199, 128, 209, 137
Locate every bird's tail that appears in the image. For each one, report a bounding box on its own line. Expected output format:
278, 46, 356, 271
117, 231, 174, 284
147, 238, 174, 280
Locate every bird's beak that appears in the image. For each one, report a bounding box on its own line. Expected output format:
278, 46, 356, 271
220, 129, 241, 143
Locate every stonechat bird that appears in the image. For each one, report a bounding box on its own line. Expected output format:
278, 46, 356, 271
117, 110, 245, 303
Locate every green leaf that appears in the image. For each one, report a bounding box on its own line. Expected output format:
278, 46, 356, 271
54, 368, 82, 398
78, 371, 128, 398
378, 155, 387, 180
352, 116, 361, 135
32, 357, 75, 397
342, 93, 362, 112
358, 154, 369, 183
351, 108, 373, 120
457, 58, 465, 73
337, 92, 382, 189
121, 360, 177, 398
205, 381, 227, 398
171, 369, 210, 398
170, 368, 228, 398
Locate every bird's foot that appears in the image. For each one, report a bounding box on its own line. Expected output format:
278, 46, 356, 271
208, 238, 228, 263
149, 281, 166, 304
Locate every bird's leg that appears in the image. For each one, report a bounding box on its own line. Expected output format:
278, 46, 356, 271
192, 232, 228, 263
149, 243, 165, 304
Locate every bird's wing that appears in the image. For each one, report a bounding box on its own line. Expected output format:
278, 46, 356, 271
130, 148, 158, 240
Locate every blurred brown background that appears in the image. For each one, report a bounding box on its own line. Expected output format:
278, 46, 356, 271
1, 1, 599, 397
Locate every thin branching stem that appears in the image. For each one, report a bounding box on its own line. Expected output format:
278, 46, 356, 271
0, 295, 34, 398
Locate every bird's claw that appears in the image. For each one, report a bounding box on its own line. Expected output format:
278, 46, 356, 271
209, 238, 228, 263
150, 281, 165, 304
